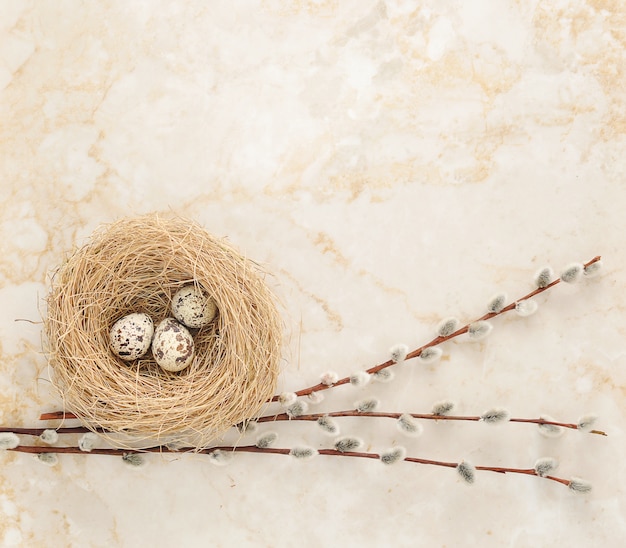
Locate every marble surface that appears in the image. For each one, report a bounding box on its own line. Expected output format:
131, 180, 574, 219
1, 1, 625, 546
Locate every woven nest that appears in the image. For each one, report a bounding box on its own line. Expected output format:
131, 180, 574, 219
44, 214, 282, 449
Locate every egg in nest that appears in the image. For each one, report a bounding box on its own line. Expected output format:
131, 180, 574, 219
151, 317, 195, 372
109, 313, 154, 361
172, 285, 217, 329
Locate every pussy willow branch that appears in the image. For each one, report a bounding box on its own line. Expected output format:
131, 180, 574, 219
270, 256, 602, 401
7, 410, 608, 437
39, 412, 78, 421
1, 426, 91, 435
255, 410, 607, 436
7, 444, 571, 488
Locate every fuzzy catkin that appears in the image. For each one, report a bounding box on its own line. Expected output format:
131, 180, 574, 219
122, 453, 145, 467
584, 261, 602, 277
487, 293, 507, 313
207, 450, 231, 466
437, 317, 459, 337
538, 416, 564, 438
397, 414, 423, 437
432, 400, 455, 416
419, 347, 442, 364
350, 372, 371, 387
334, 437, 362, 453
534, 267, 553, 289
480, 408, 510, 424
390, 344, 409, 363
256, 432, 278, 449
372, 369, 394, 383
468, 321, 493, 340
355, 399, 379, 413
36, 453, 58, 466
40, 429, 59, 444
534, 457, 558, 477
457, 461, 476, 484
290, 447, 317, 460
380, 447, 406, 465
561, 263, 583, 284
568, 477, 592, 494
0, 432, 19, 450
287, 400, 308, 418
317, 416, 340, 435
577, 415, 598, 432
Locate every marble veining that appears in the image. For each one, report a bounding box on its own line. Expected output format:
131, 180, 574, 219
1, 1, 625, 546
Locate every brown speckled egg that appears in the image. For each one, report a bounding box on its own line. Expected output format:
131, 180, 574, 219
110, 313, 154, 361
172, 285, 217, 328
151, 318, 195, 372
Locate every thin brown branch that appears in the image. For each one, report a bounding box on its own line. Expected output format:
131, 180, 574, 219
271, 255, 602, 401
8, 444, 574, 488
39, 412, 77, 421
255, 410, 607, 436
0, 426, 91, 436
34, 405, 607, 439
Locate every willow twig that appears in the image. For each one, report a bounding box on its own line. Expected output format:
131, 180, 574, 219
7, 443, 577, 489
21, 408, 605, 439
271, 256, 602, 401
0, 426, 91, 436
39, 412, 77, 421
254, 410, 606, 436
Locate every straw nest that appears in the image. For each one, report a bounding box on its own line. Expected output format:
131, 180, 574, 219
44, 214, 282, 448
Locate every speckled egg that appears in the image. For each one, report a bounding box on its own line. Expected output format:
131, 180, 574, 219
171, 285, 217, 328
151, 318, 195, 372
110, 313, 154, 361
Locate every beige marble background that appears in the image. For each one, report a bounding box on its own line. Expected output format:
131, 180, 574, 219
1, 1, 625, 546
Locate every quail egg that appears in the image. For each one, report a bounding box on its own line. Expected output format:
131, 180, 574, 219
151, 317, 195, 372
110, 313, 154, 361
171, 284, 217, 328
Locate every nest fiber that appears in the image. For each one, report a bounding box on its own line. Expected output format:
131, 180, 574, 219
45, 214, 281, 448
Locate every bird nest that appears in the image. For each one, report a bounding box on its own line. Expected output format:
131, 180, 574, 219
44, 214, 282, 449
